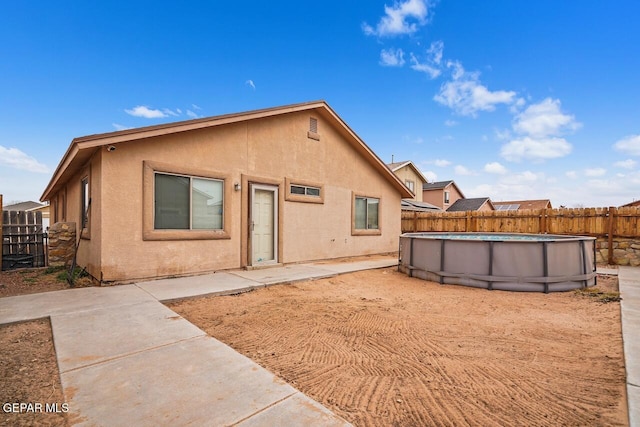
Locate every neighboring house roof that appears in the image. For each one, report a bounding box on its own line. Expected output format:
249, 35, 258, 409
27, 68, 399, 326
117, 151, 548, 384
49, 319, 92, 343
422, 180, 465, 198
446, 197, 495, 212
3, 201, 44, 211
621, 200, 640, 207
41, 101, 413, 201
494, 199, 552, 210
401, 199, 443, 212
386, 160, 429, 184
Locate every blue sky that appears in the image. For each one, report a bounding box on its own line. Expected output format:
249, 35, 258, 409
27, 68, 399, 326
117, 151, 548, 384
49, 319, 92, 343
2, 0, 639, 207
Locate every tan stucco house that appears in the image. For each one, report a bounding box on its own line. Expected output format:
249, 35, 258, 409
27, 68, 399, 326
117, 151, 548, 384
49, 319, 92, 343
386, 160, 428, 202
41, 101, 412, 283
422, 180, 465, 210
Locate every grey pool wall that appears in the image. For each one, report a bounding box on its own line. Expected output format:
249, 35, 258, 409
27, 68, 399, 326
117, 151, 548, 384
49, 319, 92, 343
399, 233, 597, 293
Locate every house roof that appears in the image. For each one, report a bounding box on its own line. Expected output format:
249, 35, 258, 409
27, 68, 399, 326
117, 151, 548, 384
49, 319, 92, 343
401, 199, 443, 212
493, 199, 552, 210
446, 197, 494, 212
386, 160, 429, 185
41, 101, 413, 201
3, 201, 45, 211
422, 180, 465, 198
621, 200, 640, 207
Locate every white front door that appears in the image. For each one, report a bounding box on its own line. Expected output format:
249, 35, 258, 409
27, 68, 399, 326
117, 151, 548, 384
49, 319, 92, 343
251, 184, 278, 265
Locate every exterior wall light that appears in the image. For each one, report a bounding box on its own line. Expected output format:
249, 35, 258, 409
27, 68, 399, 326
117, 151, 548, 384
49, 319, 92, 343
234, 182, 241, 191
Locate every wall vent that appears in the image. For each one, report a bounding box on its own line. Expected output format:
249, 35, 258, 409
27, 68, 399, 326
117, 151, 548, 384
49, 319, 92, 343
307, 117, 320, 140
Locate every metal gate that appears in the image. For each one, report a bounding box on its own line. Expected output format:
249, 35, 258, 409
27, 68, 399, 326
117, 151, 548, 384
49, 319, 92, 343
2, 210, 48, 270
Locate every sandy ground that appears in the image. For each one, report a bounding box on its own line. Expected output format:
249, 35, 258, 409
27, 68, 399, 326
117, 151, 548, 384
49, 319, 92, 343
0, 319, 68, 427
170, 268, 628, 427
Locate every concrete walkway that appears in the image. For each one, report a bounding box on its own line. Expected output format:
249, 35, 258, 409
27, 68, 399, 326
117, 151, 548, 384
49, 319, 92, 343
0, 256, 395, 426
619, 267, 640, 427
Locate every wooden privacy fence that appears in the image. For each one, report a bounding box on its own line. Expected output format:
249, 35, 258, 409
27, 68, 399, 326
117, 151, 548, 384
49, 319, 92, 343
2, 210, 48, 270
402, 207, 640, 263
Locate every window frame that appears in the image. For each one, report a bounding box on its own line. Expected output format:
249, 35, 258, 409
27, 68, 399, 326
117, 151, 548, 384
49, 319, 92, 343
80, 173, 90, 239
284, 177, 324, 204
351, 192, 382, 236
405, 180, 415, 193
143, 161, 231, 241
154, 172, 224, 231
444, 190, 450, 204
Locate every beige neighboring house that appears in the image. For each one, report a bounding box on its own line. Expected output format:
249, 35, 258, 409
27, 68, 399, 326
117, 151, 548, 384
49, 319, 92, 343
3, 201, 50, 229
422, 180, 465, 210
41, 101, 412, 283
493, 199, 552, 211
386, 160, 428, 202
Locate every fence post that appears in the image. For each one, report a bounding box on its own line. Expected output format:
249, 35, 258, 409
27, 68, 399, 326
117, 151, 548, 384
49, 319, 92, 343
413, 211, 418, 233
540, 208, 547, 234
465, 211, 472, 232
608, 206, 616, 265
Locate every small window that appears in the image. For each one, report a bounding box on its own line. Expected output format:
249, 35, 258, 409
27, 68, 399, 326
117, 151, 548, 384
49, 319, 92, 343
154, 173, 223, 230
81, 177, 90, 229
355, 196, 379, 230
444, 191, 450, 204
291, 184, 320, 197
405, 180, 415, 192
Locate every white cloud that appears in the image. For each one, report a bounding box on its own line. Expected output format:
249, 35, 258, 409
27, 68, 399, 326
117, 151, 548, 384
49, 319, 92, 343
494, 128, 511, 140
484, 162, 507, 174
245, 80, 256, 90
426, 159, 451, 167
427, 40, 444, 65
186, 110, 200, 119
613, 134, 640, 156
566, 170, 578, 179
614, 159, 637, 169
434, 61, 517, 117
125, 105, 167, 119
112, 123, 131, 131
444, 119, 457, 127
500, 136, 572, 162
163, 108, 180, 117
409, 53, 440, 78
422, 170, 438, 182
454, 165, 474, 175
362, 0, 430, 37
512, 98, 581, 138
584, 167, 606, 177
191, 104, 201, 110
409, 40, 444, 78
380, 48, 405, 67
0, 145, 49, 173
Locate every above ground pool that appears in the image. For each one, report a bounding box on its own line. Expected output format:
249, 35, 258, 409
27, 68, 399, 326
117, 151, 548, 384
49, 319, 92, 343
399, 232, 596, 293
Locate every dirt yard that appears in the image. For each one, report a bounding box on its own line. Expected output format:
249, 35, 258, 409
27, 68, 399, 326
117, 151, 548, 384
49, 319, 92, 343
169, 268, 628, 427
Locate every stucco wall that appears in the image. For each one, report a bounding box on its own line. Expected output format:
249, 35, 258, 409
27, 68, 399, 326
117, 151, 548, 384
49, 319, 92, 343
68, 110, 401, 282
423, 186, 463, 210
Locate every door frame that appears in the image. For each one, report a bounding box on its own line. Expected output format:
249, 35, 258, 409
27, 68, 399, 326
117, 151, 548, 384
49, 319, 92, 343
249, 183, 279, 266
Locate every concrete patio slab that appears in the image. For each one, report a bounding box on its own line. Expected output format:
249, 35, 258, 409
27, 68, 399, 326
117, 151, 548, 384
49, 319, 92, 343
597, 267, 619, 276
0, 284, 157, 325
61, 336, 334, 426
236, 392, 351, 427
230, 264, 336, 285
51, 301, 206, 372
618, 266, 640, 427
312, 258, 397, 274
136, 271, 260, 302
